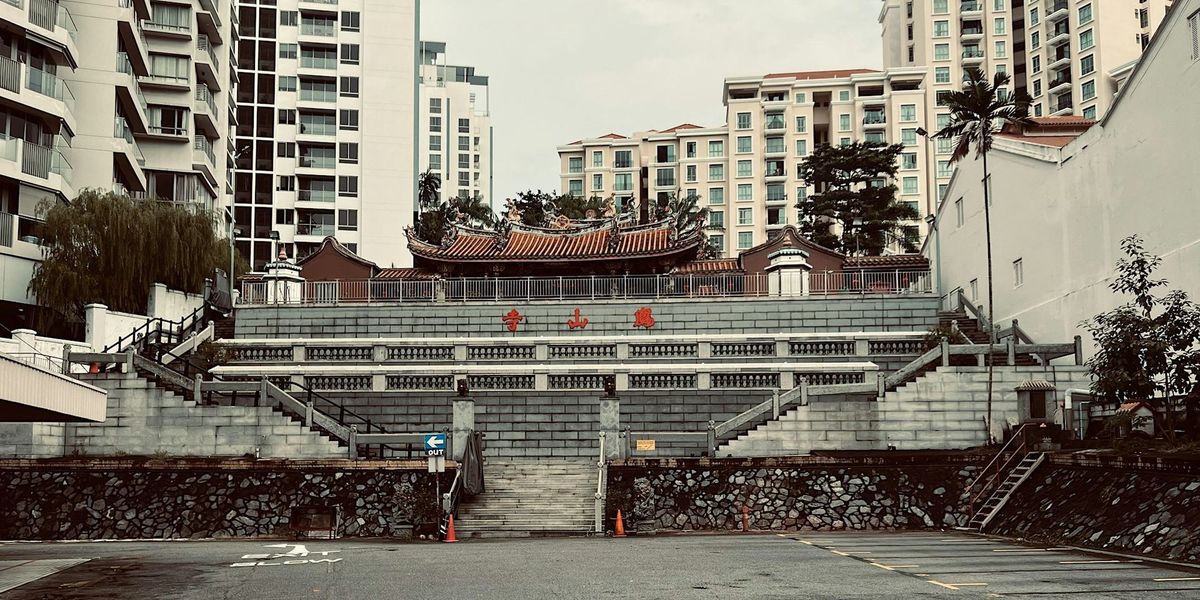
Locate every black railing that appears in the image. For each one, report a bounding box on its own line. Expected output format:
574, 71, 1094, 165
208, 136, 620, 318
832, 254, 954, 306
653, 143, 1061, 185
104, 304, 208, 354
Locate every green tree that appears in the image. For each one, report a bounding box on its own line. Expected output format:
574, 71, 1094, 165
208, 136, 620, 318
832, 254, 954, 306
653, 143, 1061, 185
414, 170, 496, 245
1083, 235, 1200, 443
934, 67, 1034, 441
29, 190, 237, 326
509, 190, 559, 227
554, 194, 609, 220
418, 169, 441, 210
796, 141, 919, 256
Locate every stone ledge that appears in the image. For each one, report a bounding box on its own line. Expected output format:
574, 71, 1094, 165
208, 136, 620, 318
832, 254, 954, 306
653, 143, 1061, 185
1047, 452, 1200, 475
612, 451, 988, 470
0, 457, 451, 472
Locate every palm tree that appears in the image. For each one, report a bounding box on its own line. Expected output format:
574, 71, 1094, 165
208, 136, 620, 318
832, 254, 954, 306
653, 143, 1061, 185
449, 192, 496, 228
933, 67, 1033, 443
418, 169, 441, 210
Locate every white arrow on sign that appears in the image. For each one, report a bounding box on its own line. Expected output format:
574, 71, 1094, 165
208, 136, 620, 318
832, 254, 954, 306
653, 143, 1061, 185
426, 435, 445, 450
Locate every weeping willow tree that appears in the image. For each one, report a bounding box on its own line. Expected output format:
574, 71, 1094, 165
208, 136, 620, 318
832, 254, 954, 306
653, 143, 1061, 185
29, 189, 239, 327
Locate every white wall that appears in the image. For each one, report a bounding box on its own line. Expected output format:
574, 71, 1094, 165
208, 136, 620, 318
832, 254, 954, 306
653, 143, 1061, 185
146, 283, 204, 321
929, 0, 1200, 357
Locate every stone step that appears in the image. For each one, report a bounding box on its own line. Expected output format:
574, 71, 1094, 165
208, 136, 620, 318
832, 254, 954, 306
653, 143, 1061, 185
455, 520, 595, 529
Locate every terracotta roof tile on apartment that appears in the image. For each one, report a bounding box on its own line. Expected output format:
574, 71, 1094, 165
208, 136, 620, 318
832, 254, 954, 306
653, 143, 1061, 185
763, 69, 879, 80
674, 258, 741, 274
661, 123, 703, 133
1028, 116, 1097, 127
564, 132, 629, 145
843, 254, 930, 268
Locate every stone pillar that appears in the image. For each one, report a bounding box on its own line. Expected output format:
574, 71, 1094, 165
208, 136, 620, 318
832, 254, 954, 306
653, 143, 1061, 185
598, 395, 620, 460
765, 249, 813, 297
261, 249, 304, 305
451, 396, 475, 461
84, 303, 108, 351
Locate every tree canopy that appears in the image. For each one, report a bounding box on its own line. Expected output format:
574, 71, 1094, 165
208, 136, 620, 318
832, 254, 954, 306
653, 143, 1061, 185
414, 170, 496, 245
795, 141, 919, 255
29, 190, 238, 325
934, 68, 1034, 163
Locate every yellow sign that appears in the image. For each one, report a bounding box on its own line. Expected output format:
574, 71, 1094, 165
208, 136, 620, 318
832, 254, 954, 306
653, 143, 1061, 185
636, 439, 656, 451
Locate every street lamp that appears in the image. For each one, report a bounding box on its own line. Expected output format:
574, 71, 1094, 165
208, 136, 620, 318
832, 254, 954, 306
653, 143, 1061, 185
925, 212, 941, 296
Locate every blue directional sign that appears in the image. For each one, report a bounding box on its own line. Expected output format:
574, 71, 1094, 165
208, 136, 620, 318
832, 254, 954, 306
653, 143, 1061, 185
424, 433, 447, 456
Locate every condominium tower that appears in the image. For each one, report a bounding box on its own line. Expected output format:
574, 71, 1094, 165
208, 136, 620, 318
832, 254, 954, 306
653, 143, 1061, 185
1, 0, 237, 331
233, 0, 418, 269
558, 68, 936, 258
418, 41, 492, 207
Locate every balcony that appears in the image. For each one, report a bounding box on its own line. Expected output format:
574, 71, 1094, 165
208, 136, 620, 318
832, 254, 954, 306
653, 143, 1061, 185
613, 160, 633, 169
21, 0, 80, 66
141, 17, 191, 40
863, 111, 887, 128
194, 35, 221, 91
115, 53, 149, 133
146, 122, 188, 140
960, 1, 982, 17
763, 114, 786, 132
297, 120, 336, 138
0, 56, 76, 130
299, 55, 337, 71
1048, 74, 1072, 95
299, 0, 340, 11
1048, 49, 1072, 70
1047, 25, 1070, 47
193, 135, 217, 186
298, 88, 337, 105
139, 70, 190, 91
299, 21, 336, 38
112, 116, 147, 190
962, 47, 985, 64
1046, 0, 1069, 23
298, 154, 336, 170
298, 189, 336, 203
763, 165, 787, 180
0, 135, 72, 193
1051, 98, 1074, 116
193, 85, 219, 137
196, 0, 224, 46
296, 222, 335, 237
654, 175, 676, 188
960, 27, 984, 41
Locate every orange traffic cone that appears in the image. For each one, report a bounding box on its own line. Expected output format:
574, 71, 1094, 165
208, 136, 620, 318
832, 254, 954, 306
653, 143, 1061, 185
444, 515, 458, 543
614, 510, 627, 538
89, 362, 100, 374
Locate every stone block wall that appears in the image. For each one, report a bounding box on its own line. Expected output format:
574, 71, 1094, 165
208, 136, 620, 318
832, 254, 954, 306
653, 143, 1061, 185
990, 455, 1200, 563
234, 296, 941, 339
606, 456, 981, 532
0, 423, 66, 458
0, 459, 444, 540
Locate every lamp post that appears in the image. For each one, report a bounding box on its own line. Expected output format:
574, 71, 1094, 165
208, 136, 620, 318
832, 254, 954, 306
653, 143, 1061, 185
925, 212, 941, 296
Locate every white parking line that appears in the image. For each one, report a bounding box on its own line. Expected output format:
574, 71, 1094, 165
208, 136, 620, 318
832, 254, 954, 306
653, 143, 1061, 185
1154, 577, 1200, 582
1060, 559, 1142, 564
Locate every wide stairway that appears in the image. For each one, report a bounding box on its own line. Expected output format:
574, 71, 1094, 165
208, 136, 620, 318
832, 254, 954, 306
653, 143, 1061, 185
455, 459, 596, 538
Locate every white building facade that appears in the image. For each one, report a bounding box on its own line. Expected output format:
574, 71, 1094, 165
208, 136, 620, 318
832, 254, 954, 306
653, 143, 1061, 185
233, 0, 418, 270
925, 0, 1200, 356
2, 0, 236, 330
418, 41, 491, 207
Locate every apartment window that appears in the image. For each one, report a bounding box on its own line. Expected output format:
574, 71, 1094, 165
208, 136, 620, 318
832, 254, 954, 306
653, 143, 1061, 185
1078, 4, 1093, 25
458, 119, 471, 134
277, 142, 295, 158
1034, 103, 1043, 117
932, 0, 947, 14
839, 137, 851, 147
994, 17, 1006, 35
935, 66, 951, 84
1033, 79, 1043, 97
838, 90, 850, 102
1079, 30, 1094, 51
341, 11, 360, 31
656, 144, 677, 163
338, 209, 358, 231
339, 76, 359, 97
838, 114, 851, 131
458, 154, 470, 170
996, 63, 1008, 76
736, 160, 752, 178
278, 109, 295, 125
1080, 55, 1095, 76
592, 150, 603, 168
1013, 259, 1024, 287
737, 231, 754, 250
970, 278, 979, 301
708, 187, 724, 204
708, 140, 724, 157
615, 173, 633, 192
280, 10, 297, 26
936, 113, 951, 129
1083, 106, 1097, 119
901, 128, 917, 146
736, 112, 751, 129
709, 211, 724, 228
568, 180, 583, 196
429, 116, 442, 133
611, 150, 630, 169
795, 116, 807, 133
993, 0, 1004, 9
339, 142, 358, 164
937, 160, 952, 178
736, 136, 752, 153
1081, 80, 1096, 101
428, 135, 441, 151
901, 152, 917, 170
937, 137, 954, 154
1032, 56, 1041, 74
708, 164, 724, 181
277, 176, 294, 191
995, 41, 1007, 58
338, 176, 358, 197
1030, 7, 1039, 27
279, 43, 297, 59
795, 187, 807, 203
429, 98, 442, 114
737, 207, 753, 226
655, 168, 675, 187
339, 109, 359, 130
900, 104, 916, 122
568, 156, 583, 174
1031, 32, 1040, 50
934, 44, 950, 60
149, 53, 190, 82
592, 173, 603, 190
955, 197, 964, 226
341, 44, 360, 65
276, 209, 294, 225
458, 136, 470, 151
936, 90, 952, 106
902, 177, 918, 195
794, 92, 807, 103
933, 20, 949, 37
428, 154, 441, 171
709, 235, 725, 255
686, 141, 697, 158
686, 164, 697, 182
737, 184, 752, 201
795, 139, 807, 156
278, 76, 296, 92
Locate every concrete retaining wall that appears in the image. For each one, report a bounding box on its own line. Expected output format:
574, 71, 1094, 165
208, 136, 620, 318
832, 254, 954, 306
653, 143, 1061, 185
234, 296, 941, 339
0, 459, 444, 540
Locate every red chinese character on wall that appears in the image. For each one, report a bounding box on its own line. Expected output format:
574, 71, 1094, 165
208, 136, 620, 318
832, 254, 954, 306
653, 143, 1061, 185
633, 307, 656, 329
567, 308, 589, 330
501, 309, 524, 332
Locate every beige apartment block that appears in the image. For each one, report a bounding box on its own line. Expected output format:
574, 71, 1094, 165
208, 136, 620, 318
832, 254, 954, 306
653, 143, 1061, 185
558, 69, 936, 258
1, 0, 236, 321
418, 41, 492, 208
233, 0, 418, 270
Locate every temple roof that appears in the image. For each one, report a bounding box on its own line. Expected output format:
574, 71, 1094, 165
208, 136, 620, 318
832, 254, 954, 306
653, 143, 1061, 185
297, 236, 378, 269
407, 219, 703, 263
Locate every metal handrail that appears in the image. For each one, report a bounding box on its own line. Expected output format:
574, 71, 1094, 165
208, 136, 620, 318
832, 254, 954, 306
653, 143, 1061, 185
595, 432, 606, 533
966, 422, 1030, 512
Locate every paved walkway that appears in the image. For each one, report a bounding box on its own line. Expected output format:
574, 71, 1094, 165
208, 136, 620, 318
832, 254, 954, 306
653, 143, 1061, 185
0, 532, 1197, 599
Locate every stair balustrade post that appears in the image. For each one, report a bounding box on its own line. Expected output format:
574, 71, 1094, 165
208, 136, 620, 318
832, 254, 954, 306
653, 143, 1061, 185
193, 374, 203, 404
258, 378, 269, 407
706, 420, 716, 456
1074, 336, 1083, 366
305, 401, 314, 428
876, 372, 886, 398
800, 377, 809, 406
940, 336, 949, 367
771, 390, 780, 419
124, 350, 135, 374
348, 425, 358, 459
597, 393, 620, 460
1006, 337, 1015, 366
61, 343, 71, 375
451, 396, 474, 461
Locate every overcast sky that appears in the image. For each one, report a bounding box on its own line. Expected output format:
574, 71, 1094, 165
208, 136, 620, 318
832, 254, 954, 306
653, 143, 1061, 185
420, 0, 884, 205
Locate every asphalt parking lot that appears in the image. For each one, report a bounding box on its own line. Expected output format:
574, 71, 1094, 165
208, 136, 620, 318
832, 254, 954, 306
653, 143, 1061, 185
1, 532, 1198, 599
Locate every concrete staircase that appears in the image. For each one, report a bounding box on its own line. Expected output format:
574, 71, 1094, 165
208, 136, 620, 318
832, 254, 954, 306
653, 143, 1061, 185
454, 459, 596, 538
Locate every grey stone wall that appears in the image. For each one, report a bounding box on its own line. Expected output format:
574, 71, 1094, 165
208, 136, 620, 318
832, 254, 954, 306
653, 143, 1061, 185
235, 296, 940, 339
606, 457, 980, 532
990, 455, 1200, 563
0, 459, 444, 540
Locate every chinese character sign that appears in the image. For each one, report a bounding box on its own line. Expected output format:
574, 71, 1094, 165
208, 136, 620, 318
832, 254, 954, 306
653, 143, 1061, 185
501, 309, 524, 332
633, 307, 656, 329
567, 308, 589, 330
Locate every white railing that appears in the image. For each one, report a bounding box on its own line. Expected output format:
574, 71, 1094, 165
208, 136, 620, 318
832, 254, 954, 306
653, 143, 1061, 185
239, 271, 934, 306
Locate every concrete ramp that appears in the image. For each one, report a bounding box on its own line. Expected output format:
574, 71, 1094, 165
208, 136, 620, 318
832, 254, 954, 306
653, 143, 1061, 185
0, 353, 106, 422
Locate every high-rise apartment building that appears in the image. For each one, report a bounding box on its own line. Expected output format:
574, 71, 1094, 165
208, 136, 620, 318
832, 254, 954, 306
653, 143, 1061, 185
233, 0, 418, 270
558, 68, 936, 258
418, 41, 492, 207
2, 0, 237, 329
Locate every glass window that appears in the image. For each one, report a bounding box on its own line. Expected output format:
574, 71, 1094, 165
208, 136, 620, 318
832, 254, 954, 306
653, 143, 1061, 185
901, 128, 917, 146
993, 0, 1004, 9
736, 112, 751, 129
1033, 79, 1042, 97
1031, 32, 1040, 50
341, 44, 360, 64
933, 21, 949, 37
686, 164, 697, 182
736, 136, 752, 153
1030, 7, 1039, 26
900, 104, 917, 121
708, 187, 725, 204
614, 150, 632, 168
592, 173, 603, 190
839, 114, 851, 131
936, 113, 951, 129
901, 153, 917, 169
795, 187, 807, 203
278, 76, 296, 91
937, 160, 952, 178
1083, 106, 1097, 119
935, 44, 950, 60
1079, 30, 1094, 51
568, 156, 583, 173
686, 141, 697, 158
795, 139, 807, 156
737, 160, 752, 178
903, 177, 918, 195
339, 109, 359, 130
708, 140, 724, 157
338, 175, 358, 197
935, 66, 950, 84
709, 211, 724, 227
838, 90, 850, 102
1033, 56, 1041, 73
1080, 54, 1095, 75
615, 173, 633, 192
279, 43, 297, 59
994, 41, 1006, 58
737, 231, 754, 249
795, 116, 807, 133
932, 0, 947, 14
708, 164, 724, 181
1078, 4, 1093, 25
1081, 80, 1096, 101
592, 150, 603, 167
994, 17, 1006, 35
794, 92, 807, 103
568, 180, 583, 196
1013, 259, 1023, 287
737, 184, 752, 201
955, 198, 964, 226
737, 208, 752, 226
341, 11, 360, 31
